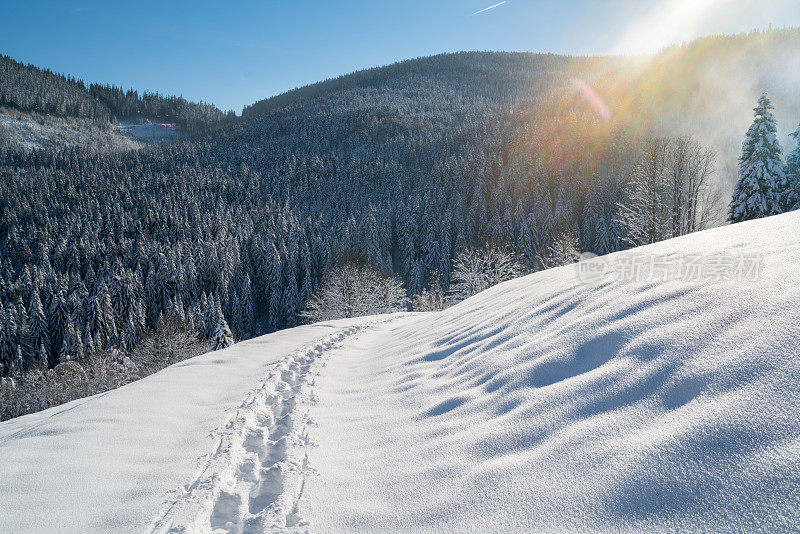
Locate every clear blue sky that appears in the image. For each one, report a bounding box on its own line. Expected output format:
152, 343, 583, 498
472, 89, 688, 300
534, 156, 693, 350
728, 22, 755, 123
2, 0, 798, 113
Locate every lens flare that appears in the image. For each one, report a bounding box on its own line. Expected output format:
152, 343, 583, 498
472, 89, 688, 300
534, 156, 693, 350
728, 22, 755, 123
571, 78, 612, 121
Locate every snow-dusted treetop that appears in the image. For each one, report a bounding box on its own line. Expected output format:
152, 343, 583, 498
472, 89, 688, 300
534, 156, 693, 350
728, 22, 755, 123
729, 92, 785, 222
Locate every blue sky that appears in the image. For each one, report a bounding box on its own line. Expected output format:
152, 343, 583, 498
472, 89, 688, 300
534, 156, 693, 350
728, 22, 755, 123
2, 1, 799, 113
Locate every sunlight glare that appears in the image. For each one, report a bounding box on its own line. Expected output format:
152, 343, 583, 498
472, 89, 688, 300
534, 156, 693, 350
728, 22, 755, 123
611, 0, 725, 54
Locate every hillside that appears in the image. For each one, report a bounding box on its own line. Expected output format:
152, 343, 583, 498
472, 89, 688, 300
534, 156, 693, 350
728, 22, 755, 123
1, 211, 799, 532
0, 108, 183, 152
0, 109, 132, 152
2, 28, 800, 404
240, 29, 800, 191
0, 53, 231, 137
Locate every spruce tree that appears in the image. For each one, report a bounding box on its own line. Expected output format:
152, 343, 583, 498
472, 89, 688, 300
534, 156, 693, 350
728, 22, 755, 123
211, 308, 234, 351
783, 120, 800, 211
11, 345, 24, 376
198, 292, 211, 339
122, 314, 139, 351
240, 275, 254, 336
267, 243, 283, 331
729, 93, 785, 222
48, 291, 69, 368
0, 306, 15, 375
27, 290, 49, 361
99, 283, 117, 344
63, 321, 79, 363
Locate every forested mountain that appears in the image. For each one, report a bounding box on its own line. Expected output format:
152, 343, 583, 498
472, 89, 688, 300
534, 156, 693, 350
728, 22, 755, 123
0, 54, 109, 120
0, 54, 232, 132
1, 28, 800, 395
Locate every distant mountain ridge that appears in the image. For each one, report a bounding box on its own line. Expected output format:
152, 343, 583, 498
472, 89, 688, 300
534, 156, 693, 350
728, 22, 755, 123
241, 51, 576, 118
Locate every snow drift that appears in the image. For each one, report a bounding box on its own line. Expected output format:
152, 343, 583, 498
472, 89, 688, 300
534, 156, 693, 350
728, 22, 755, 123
2, 213, 800, 532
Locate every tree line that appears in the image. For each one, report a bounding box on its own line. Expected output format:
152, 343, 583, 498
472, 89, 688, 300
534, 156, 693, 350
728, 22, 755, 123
0, 53, 232, 132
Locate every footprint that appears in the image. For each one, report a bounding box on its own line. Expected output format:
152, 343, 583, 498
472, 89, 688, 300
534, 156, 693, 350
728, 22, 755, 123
279, 396, 297, 416
237, 457, 260, 483
255, 408, 275, 428
281, 369, 297, 386
243, 428, 267, 456
210, 489, 243, 531
262, 436, 288, 465
248, 464, 285, 514
269, 414, 294, 441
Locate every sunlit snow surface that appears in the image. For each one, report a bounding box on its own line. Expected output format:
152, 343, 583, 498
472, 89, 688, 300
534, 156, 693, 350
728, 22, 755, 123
0, 112, 180, 152
2, 213, 800, 532
117, 120, 182, 143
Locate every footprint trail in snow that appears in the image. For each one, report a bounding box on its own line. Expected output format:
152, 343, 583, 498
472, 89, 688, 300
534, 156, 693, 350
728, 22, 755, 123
148, 321, 385, 533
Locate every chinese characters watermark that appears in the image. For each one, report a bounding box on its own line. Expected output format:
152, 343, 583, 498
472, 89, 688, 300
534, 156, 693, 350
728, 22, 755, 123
576, 251, 763, 285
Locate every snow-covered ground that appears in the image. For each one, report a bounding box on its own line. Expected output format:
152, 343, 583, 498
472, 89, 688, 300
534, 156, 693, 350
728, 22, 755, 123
0, 110, 142, 152
0, 111, 181, 152
117, 120, 182, 143
2, 213, 800, 532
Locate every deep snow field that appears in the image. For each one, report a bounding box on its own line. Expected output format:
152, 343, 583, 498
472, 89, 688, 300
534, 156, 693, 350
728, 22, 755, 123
1, 213, 800, 533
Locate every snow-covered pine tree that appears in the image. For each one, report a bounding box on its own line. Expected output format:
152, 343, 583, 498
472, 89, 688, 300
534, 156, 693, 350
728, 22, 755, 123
267, 242, 283, 331
27, 289, 49, 362
396, 204, 417, 277
518, 216, 538, 269
207, 294, 222, 339
228, 285, 243, 339
82, 324, 95, 355
63, 321, 80, 362
211, 314, 234, 351
0, 305, 17, 375
594, 212, 613, 256
184, 258, 199, 305
581, 183, 601, 253
99, 283, 117, 345
783, 120, 800, 211
729, 93, 784, 222
11, 345, 24, 376
53, 317, 75, 364
198, 292, 210, 339
240, 275, 254, 337
281, 268, 299, 328
122, 314, 139, 351
298, 242, 314, 303
145, 252, 167, 324
364, 204, 384, 269
48, 291, 70, 368
408, 259, 426, 297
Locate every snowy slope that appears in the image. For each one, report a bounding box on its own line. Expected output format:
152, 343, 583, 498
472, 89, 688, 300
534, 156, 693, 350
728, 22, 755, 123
117, 120, 182, 143
2, 213, 800, 532
0, 317, 386, 532
0, 110, 143, 152
0, 112, 181, 152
